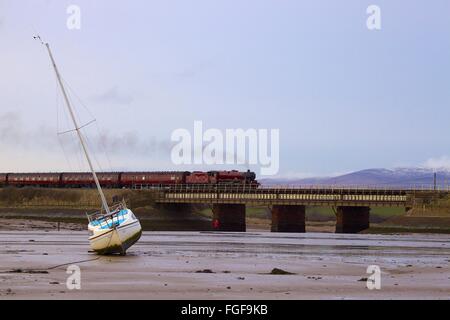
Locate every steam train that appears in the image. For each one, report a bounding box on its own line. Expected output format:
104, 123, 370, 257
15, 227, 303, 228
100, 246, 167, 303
0, 170, 258, 189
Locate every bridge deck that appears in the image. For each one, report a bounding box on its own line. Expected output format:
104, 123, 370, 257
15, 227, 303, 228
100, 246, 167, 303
143, 185, 437, 207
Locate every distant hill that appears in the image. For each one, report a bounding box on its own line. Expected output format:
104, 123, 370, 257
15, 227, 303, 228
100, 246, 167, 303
260, 168, 450, 188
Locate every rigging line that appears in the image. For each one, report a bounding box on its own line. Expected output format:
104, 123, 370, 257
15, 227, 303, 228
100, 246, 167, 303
60, 76, 96, 121
52, 63, 78, 171
66, 88, 86, 135
84, 132, 104, 173
58, 83, 72, 139
57, 119, 96, 135
64, 104, 82, 170
55, 77, 90, 149
94, 122, 113, 172
55, 77, 74, 171
73, 131, 85, 172
60, 77, 113, 171
71, 120, 105, 174
67, 84, 112, 171
63, 114, 80, 171
64, 102, 104, 173
83, 134, 98, 171
67, 116, 104, 174
60, 87, 88, 172
56, 73, 59, 134
58, 136, 74, 171
59, 91, 80, 171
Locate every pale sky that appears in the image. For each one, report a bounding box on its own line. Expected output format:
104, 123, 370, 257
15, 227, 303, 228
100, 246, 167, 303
1, 0, 450, 177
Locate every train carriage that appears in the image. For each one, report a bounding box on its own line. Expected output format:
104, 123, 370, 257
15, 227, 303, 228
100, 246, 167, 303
0, 173, 8, 186
120, 171, 187, 188
61, 172, 120, 188
7, 173, 61, 188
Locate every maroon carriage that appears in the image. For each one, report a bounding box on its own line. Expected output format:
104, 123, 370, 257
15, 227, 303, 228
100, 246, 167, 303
7, 173, 61, 187
119, 172, 187, 188
0, 173, 8, 186
61, 172, 120, 188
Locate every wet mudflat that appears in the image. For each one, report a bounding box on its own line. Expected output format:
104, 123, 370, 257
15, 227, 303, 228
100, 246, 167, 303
0, 231, 449, 299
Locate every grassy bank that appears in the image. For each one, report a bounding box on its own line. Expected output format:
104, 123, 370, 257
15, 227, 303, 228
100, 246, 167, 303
2, 188, 450, 233
0, 188, 211, 231
0, 187, 160, 209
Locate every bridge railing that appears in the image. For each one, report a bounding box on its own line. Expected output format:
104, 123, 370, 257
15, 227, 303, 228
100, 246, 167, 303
149, 185, 412, 206
131, 183, 445, 193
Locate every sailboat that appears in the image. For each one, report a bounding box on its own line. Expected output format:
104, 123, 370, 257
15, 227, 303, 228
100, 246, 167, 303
37, 37, 142, 255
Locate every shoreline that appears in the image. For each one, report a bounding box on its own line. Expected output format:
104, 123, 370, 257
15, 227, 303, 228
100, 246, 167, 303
2, 215, 450, 235
1, 230, 449, 299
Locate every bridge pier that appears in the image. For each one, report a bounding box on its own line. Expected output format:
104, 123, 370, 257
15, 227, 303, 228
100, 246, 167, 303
212, 204, 246, 232
335, 206, 370, 233
271, 205, 305, 233
154, 203, 193, 213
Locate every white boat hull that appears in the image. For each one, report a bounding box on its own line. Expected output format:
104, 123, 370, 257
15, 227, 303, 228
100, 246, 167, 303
88, 209, 142, 255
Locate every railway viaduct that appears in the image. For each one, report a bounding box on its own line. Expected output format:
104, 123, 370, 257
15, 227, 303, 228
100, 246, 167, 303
148, 185, 442, 233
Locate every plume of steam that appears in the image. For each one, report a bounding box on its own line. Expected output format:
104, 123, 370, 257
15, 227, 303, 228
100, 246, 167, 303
0, 111, 173, 157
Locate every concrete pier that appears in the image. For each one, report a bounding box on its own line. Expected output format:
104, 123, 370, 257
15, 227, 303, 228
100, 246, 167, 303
212, 204, 246, 232
154, 203, 193, 213
335, 206, 370, 233
271, 205, 306, 233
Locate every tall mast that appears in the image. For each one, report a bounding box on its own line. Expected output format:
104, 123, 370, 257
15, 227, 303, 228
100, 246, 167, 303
44, 42, 110, 214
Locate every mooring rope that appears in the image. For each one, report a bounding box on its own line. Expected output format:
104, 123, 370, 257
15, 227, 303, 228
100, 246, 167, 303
0, 256, 101, 274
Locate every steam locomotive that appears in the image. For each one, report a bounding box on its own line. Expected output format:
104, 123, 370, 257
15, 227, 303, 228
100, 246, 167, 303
0, 170, 258, 189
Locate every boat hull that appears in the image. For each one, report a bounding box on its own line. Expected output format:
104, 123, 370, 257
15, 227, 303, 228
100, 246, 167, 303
88, 212, 142, 255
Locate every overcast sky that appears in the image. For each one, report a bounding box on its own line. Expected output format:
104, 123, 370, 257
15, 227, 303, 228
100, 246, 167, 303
1, 0, 450, 177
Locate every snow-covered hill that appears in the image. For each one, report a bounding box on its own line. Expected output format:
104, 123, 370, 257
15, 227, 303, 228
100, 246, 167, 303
260, 168, 450, 188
